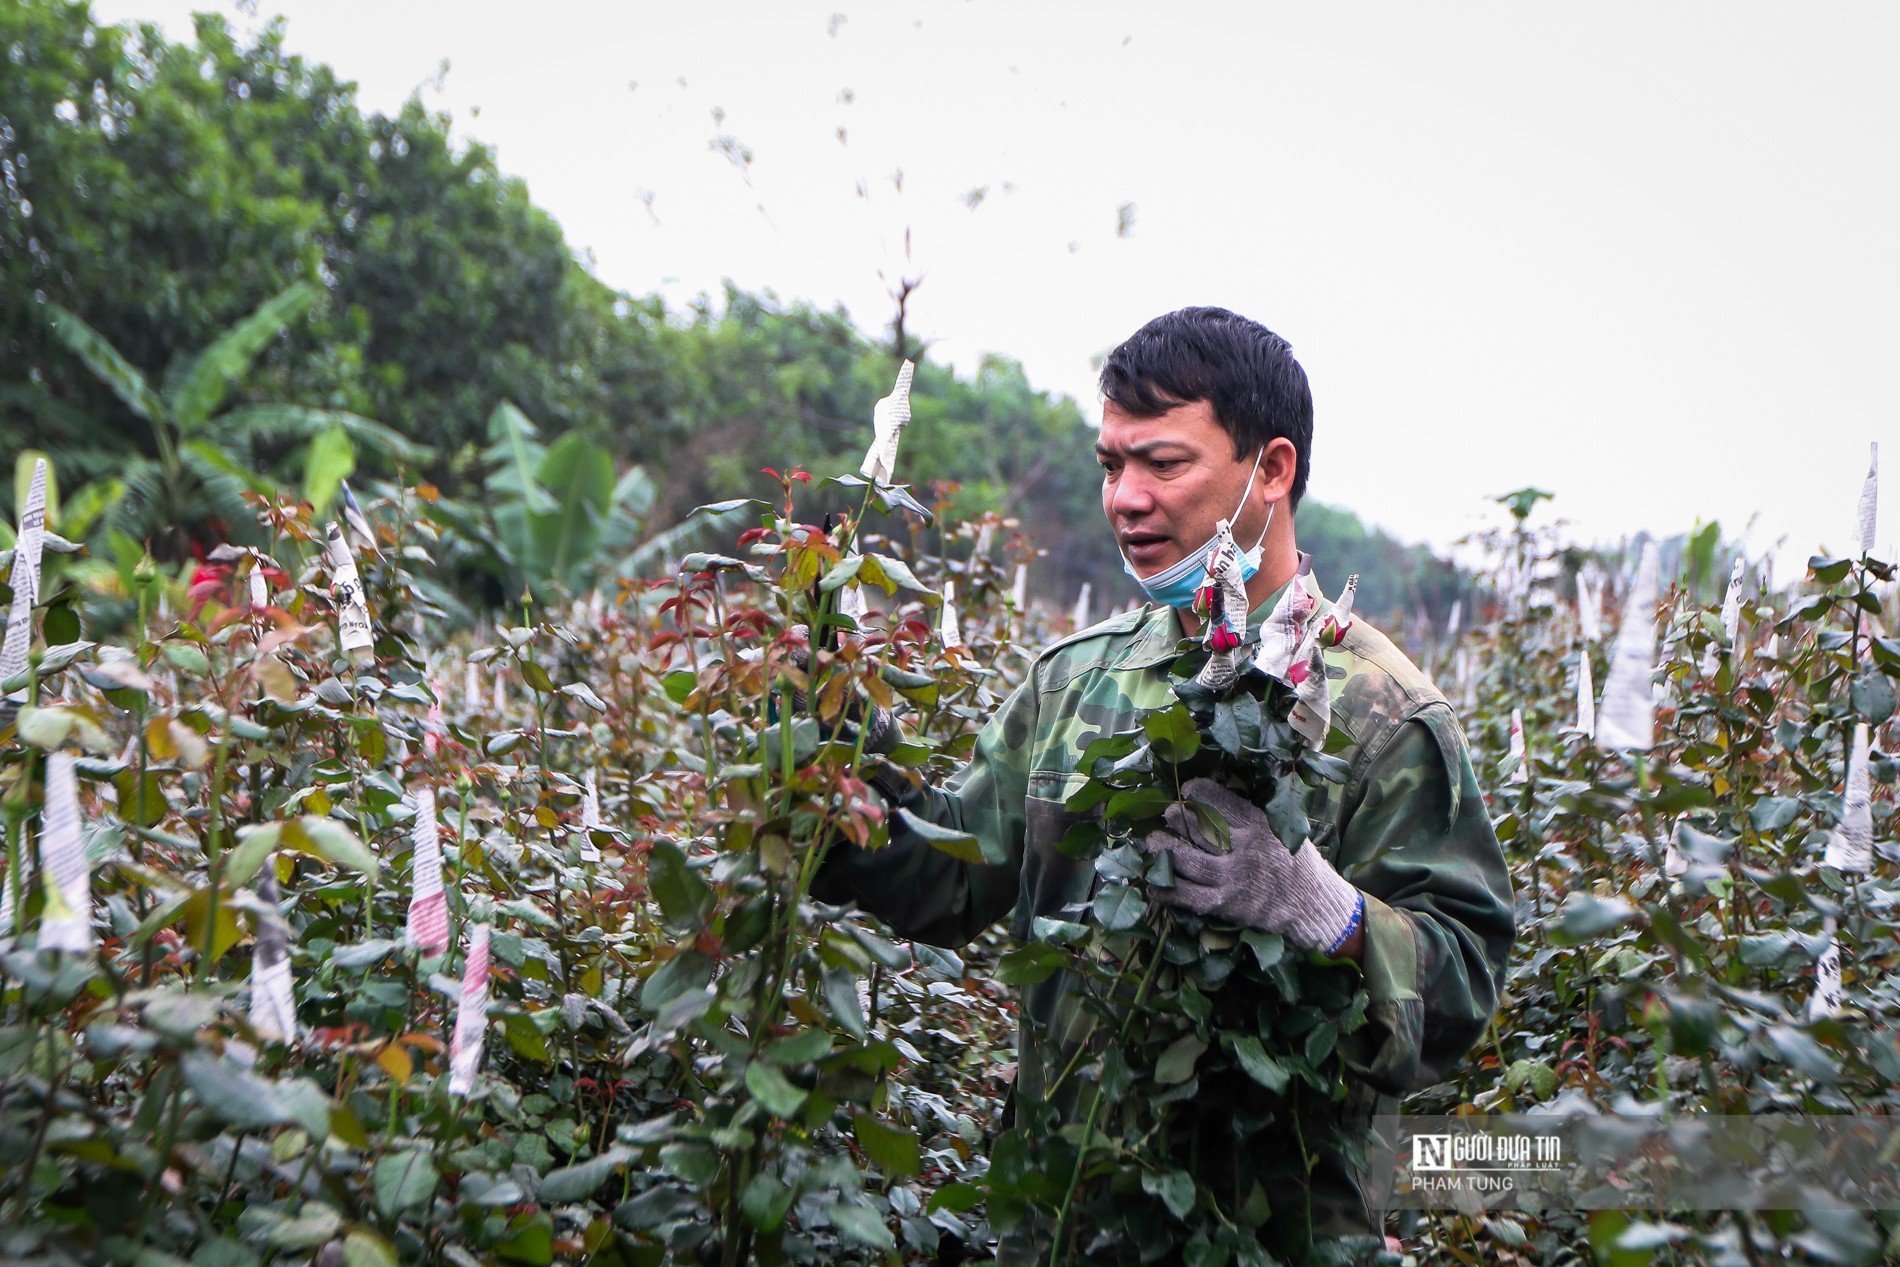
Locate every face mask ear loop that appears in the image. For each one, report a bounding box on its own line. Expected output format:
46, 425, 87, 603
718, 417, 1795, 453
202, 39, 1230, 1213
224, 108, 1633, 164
1234, 447, 1270, 555
1249, 501, 1274, 555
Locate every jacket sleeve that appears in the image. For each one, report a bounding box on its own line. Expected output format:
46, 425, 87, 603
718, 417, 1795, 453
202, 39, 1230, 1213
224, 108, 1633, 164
1329, 704, 1515, 1095
808, 669, 1039, 949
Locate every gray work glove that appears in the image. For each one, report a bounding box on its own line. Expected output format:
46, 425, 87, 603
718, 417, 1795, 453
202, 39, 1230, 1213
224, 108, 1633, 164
783, 625, 899, 757
1144, 777, 1364, 955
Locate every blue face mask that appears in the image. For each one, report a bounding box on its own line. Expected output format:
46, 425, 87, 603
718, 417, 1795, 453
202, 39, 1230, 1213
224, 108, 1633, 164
1119, 449, 1273, 609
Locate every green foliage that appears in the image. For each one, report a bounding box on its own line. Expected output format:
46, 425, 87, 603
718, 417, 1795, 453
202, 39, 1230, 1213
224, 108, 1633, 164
427, 401, 657, 603
1, 1, 682, 522
0, 421, 1897, 1266
1408, 503, 1900, 1264
42, 287, 425, 558
0, 456, 1038, 1265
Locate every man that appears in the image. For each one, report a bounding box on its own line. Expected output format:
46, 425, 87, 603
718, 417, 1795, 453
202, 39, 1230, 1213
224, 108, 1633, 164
816, 306, 1515, 1261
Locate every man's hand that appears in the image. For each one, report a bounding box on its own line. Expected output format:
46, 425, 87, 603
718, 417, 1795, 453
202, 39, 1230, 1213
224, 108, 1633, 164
1144, 777, 1364, 956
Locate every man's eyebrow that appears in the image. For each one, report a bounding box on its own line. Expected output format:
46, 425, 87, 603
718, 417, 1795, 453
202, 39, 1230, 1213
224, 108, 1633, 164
1094, 439, 1196, 459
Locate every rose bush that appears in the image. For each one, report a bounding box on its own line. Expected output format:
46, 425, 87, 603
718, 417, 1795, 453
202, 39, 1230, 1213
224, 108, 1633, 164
0, 459, 1893, 1266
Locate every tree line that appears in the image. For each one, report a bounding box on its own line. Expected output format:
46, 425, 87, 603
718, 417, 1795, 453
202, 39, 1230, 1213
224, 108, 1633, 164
0, 0, 1463, 622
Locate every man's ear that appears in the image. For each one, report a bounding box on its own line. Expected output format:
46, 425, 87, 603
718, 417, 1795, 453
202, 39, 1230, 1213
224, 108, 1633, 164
1259, 437, 1299, 504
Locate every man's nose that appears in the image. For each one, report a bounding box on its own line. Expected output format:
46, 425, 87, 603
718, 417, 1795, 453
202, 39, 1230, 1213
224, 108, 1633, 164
1109, 469, 1157, 518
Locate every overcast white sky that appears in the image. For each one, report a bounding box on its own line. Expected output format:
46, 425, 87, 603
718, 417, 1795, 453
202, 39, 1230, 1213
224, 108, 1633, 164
91, 0, 1895, 565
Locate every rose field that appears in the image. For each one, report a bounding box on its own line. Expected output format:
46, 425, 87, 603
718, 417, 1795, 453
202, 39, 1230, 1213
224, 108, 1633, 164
0, 438, 1893, 1267
7, 5, 1900, 1265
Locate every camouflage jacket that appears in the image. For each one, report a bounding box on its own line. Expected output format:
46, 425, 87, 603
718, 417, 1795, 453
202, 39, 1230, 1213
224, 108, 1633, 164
818, 560, 1515, 1256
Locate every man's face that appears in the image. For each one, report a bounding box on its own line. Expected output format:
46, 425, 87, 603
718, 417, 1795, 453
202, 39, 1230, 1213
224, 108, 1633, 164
1098, 398, 1266, 577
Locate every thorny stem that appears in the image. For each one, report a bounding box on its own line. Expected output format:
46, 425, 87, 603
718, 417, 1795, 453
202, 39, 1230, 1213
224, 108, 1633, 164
194, 716, 237, 986
1629, 753, 1689, 1117
1048, 914, 1173, 1267
0, 1032, 67, 1215
135, 1066, 189, 1239
681, 582, 721, 786
2, 656, 40, 960
131, 602, 163, 984
447, 786, 471, 957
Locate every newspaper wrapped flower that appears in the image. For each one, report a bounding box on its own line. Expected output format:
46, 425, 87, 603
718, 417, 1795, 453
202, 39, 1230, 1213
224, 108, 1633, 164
1663, 834, 1688, 879
1072, 582, 1092, 630
837, 573, 868, 629
1808, 923, 1845, 1020
1574, 649, 1596, 739
1189, 528, 1249, 691
324, 522, 374, 656
37, 751, 90, 955
1251, 559, 1330, 748
1318, 574, 1358, 648
449, 923, 492, 1096
1823, 722, 1873, 873
1253, 564, 1316, 683
577, 769, 603, 863
1854, 441, 1878, 557
0, 458, 48, 704
858, 360, 915, 485
251, 866, 298, 1042
973, 521, 994, 561
1010, 563, 1028, 612
406, 787, 450, 955
939, 580, 963, 649
1507, 709, 1529, 786
1595, 542, 1660, 752
338, 479, 379, 556
1719, 556, 1745, 647
1576, 573, 1601, 644
1703, 557, 1746, 676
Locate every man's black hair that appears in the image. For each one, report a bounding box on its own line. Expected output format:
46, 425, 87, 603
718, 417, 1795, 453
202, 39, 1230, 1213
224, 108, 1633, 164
1098, 306, 1313, 510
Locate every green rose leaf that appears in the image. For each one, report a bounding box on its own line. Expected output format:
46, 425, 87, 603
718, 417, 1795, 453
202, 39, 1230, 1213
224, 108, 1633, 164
646, 839, 712, 930
740, 1172, 797, 1233
281, 815, 378, 878
1154, 1034, 1206, 1086
1142, 706, 1200, 763
852, 1110, 921, 1177
1141, 1167, 1197, 1221
372, 1149, 439, 1217
1225, 1034, 1291, 1093
1553, 893, 1637, 942
1092, 882, 1147, 933
744, 1060, 809, 1119
539, 1147, 633, 1204
824, 1199, 896, 1250
997, 943, 1069, 986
